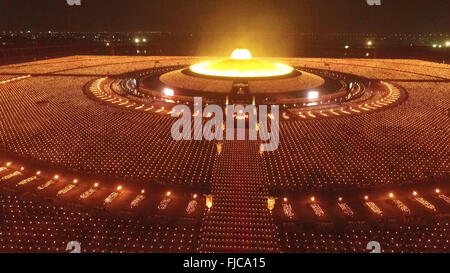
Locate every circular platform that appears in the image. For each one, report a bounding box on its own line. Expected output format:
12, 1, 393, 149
159, 68, 325, 94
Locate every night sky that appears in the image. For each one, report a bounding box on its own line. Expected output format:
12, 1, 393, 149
0, 0, 448, 33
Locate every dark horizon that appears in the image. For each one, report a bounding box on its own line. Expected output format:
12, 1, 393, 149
0, 0, 448, 33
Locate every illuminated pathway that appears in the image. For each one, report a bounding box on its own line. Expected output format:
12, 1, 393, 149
199, 140, 281, 252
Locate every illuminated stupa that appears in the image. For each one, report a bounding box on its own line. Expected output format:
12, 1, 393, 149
189, 48, 294, 78
149, 48, 327, 105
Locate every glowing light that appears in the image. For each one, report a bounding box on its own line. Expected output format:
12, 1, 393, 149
432, 44, 437, 48
283, 197, 288, 202
94, 182, 99, 188
344, 45, 349, 49
53, 175, 59, 180
412, 191, 418, 196
193, 194, 198, 199
134, 38, 140, 43
435, 188, 440, 194
20, 167, 25, 171
367, 41, 373, 46
141, 189, 146, 194
446, 41, 450, 47
230, 48, 252, 60
259, 144, 264, 155
267, 197, 275, 211
338, 197, 343, 202
308, 91, 319, 100
36, 171, 41, 175
216, 143, 222, 155
310, 196, 315, 202
166, 191, 172, 197
189, 48, 294, 78
364, 195, 369, 200
206, 194, 213, 209
6, 162, 12, 167
117, 185, 123, 191
163, 88, 174, 97
73, 179, 78, 184
389, 192, 394, 198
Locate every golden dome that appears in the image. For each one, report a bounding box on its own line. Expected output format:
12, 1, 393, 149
189, 49, 294, 78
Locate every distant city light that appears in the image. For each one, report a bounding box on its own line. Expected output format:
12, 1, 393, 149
134, 38, 140, 43
344, 45, 349, 49
308, 91, 319, 100
367, 41, 373, 46
432, 44, 437, 48
445, 41, 450, 47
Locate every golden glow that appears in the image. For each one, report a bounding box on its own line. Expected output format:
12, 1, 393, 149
73, 179, 78, 184
53, 175, 59, 180
189, 48, 294, 78
310, 196, 315, 202
166, 191, 172, 197
117, 185, 123, 191
230, 48, 252, 60
141, 189, 146, 194
389, 192, 394, 198
94, 182, 99, 188
283, 197, 288, 202
267, 197, 275, 211
216, 143, 222, 155
364, 195, 369, 200
435, 188, 440, 194
412, 191, 418, 196
206, 194, 213, 209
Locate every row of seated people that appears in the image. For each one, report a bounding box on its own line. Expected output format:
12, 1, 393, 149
263, 81, 448, 190
282, 221, 449, 253
0, 77, 215, 186
0, 193, 199, 253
